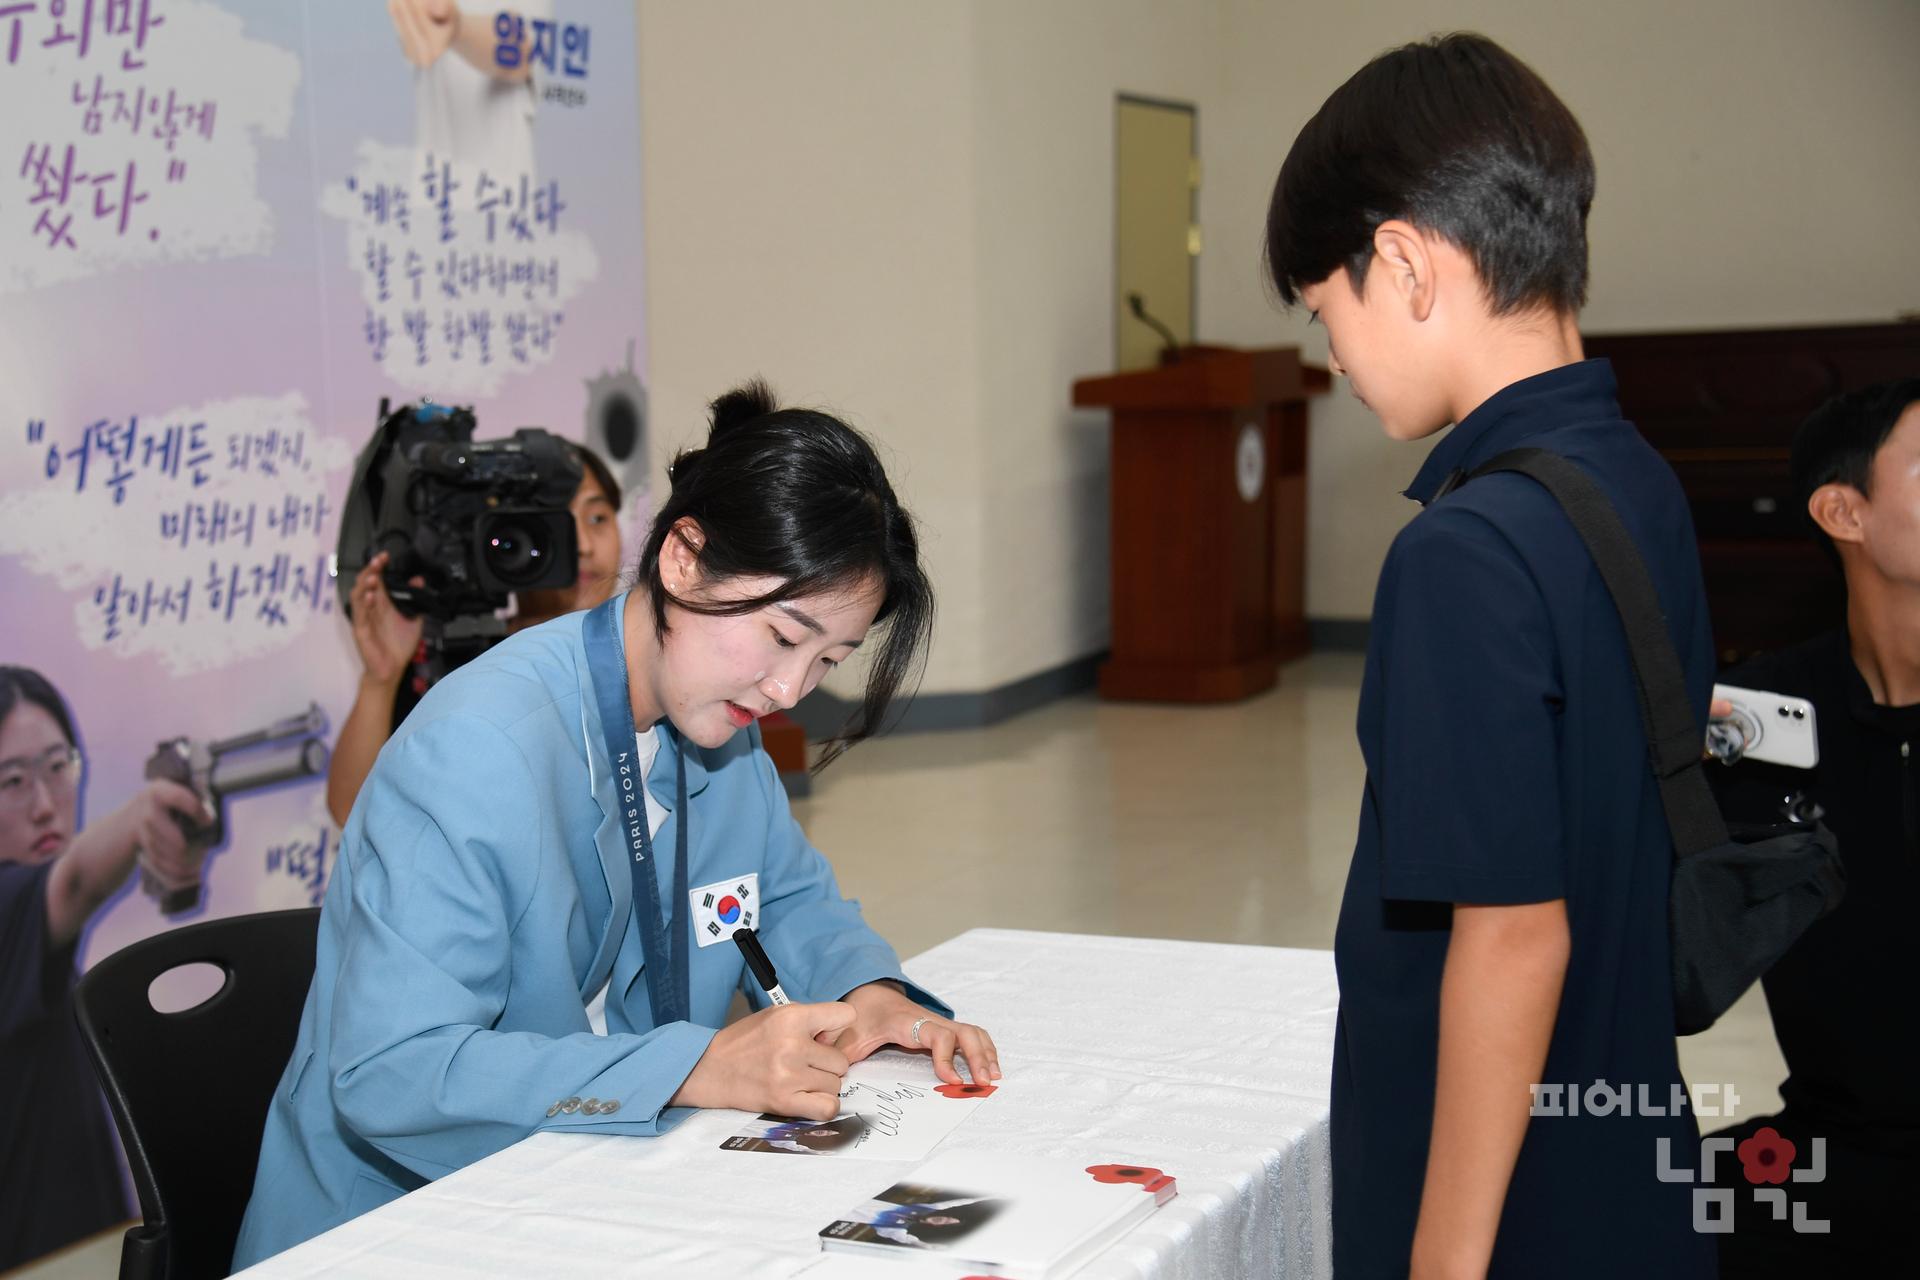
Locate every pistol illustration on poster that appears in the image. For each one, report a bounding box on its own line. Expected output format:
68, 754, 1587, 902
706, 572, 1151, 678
140, 703, 332, 915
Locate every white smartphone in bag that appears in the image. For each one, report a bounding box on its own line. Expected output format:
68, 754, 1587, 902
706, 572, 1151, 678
1707, 684, 1819, 769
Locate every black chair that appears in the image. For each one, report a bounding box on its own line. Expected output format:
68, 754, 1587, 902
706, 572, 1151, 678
73, 908, 320, 1280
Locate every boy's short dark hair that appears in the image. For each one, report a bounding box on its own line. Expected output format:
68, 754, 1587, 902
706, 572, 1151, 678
1791, 377, 1920, 545
1265, 32, 1595, 316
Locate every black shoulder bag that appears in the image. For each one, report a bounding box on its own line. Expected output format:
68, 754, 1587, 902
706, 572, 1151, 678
1467, 447, 1845, 1035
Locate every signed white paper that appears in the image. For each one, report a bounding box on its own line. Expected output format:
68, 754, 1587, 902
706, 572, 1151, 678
719, 1051, 995, 1161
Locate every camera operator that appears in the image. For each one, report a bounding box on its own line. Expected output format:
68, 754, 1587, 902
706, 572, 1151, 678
0, 666, 212, 1271
325, 443, 622, 827
1706, 378, 1920, 1275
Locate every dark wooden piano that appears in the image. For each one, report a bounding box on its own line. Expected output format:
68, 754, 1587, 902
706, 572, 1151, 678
1584, 321, 1920, 665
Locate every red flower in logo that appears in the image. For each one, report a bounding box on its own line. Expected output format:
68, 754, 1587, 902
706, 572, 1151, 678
1086, 1163, 1174, 1194
934, 1081, 997, 1099
1737, 1127, 1797, 1185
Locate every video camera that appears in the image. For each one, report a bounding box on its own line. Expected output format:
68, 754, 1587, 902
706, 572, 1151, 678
334, 399, 583, 623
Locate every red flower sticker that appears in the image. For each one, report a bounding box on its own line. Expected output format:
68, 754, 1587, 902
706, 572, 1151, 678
1086, 1163, 1174, 1194
1737, 1126, 1797, 1185
935, 1081, 997, 1099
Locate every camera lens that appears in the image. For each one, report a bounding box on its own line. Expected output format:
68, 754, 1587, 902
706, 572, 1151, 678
481, 518, 550, 587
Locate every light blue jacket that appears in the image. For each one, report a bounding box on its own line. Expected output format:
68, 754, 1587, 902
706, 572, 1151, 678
233, 598, 945, 1268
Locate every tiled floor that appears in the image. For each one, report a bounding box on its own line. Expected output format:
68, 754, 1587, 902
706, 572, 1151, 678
16, 651, 1788, 1277
794, 651, 1787, 1126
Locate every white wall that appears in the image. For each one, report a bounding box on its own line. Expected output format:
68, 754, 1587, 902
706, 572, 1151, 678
968, 0, 1233, 686
639, 0, 1238, 693
636, 1, 991, 688
1205, 0, 1920, 616
638, 0, 1920, 688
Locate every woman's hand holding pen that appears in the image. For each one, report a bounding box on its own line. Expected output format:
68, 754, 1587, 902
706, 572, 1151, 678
828, 981, 1003, 1087
668, 1001, 856, 1122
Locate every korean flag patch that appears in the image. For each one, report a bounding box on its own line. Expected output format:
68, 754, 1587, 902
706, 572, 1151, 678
690, 873, 760, 948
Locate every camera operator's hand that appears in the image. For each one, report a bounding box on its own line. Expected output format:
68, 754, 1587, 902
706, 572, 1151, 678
330, 555, 428, 828
349, 553, 425, 689
667, 1002, 856, 1122
130, 779, 214, 891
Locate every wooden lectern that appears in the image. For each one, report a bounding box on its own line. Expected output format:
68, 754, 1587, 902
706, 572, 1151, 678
1073, 346, 1329, 702
760, 711, 811, 797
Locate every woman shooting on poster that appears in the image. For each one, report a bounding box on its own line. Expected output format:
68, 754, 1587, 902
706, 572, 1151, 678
0, 666, 211, 1271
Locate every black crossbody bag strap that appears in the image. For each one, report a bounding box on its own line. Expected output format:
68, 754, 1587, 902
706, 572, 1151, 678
1466, 448, 1729, 857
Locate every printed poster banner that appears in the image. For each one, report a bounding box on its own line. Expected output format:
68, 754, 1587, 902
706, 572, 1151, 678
0, 2, 646, 972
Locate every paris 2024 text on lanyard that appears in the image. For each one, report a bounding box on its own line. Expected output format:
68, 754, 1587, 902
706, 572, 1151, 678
583, 595, 692, 1027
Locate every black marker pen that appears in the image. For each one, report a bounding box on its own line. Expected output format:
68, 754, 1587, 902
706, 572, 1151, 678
732, 926, 790, 1006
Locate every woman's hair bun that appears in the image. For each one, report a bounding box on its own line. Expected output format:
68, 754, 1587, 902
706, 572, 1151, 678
708, 378, 778, 441
638, 375, 933, 769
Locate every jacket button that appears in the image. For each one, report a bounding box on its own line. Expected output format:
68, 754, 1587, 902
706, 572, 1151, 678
598, 1099, 620, 1115
558, 1096, 582, 1114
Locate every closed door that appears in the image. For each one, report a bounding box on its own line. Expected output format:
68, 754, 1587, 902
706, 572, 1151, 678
1115, 96, 1198, 372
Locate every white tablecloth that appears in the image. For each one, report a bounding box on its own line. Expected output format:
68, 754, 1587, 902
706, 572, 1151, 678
238, 929, 1338, 1279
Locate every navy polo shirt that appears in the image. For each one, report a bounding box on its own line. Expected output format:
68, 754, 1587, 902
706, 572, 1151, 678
1330, 360, 1718, 1278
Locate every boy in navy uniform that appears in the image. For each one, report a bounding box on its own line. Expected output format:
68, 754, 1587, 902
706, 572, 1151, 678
1707, 379, 1920, 1275
1264, 34, 1717, 1278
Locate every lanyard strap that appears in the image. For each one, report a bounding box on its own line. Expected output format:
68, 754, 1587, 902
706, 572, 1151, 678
583, 596, 691, 1026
